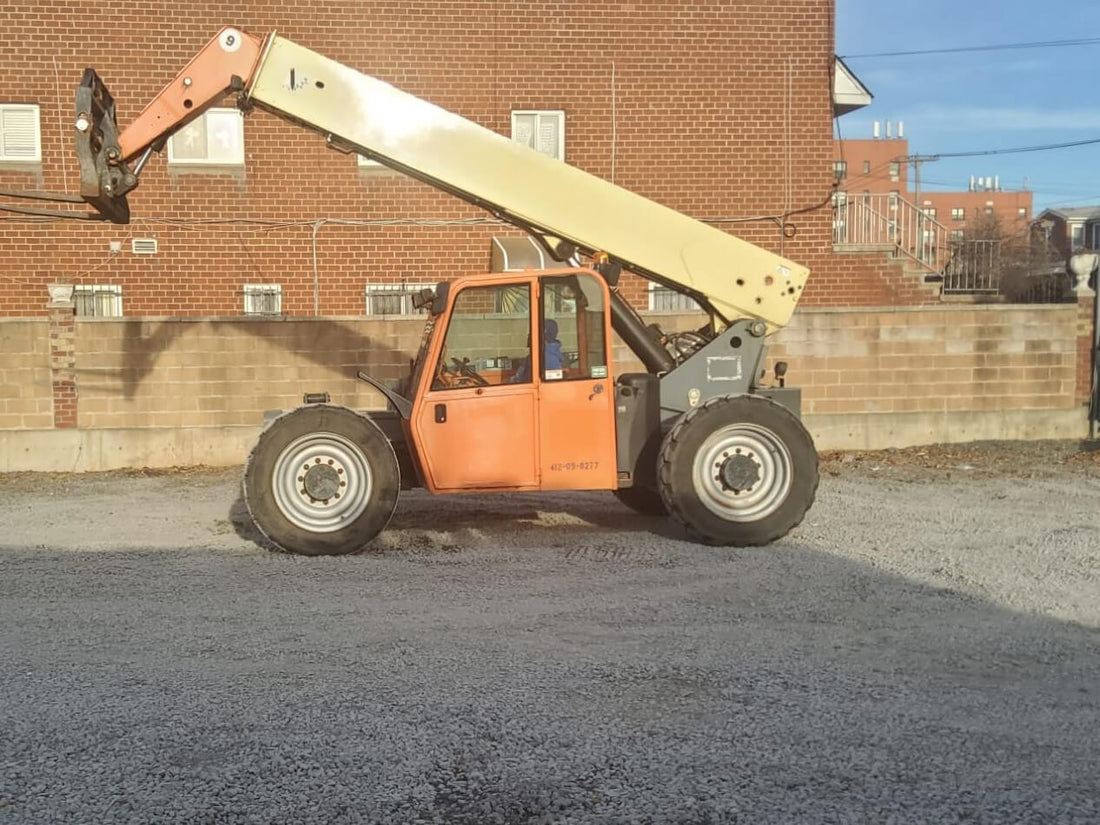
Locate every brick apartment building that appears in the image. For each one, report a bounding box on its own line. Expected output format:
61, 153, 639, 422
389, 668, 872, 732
833, 128, 1033, 243
0, 0, 944, 323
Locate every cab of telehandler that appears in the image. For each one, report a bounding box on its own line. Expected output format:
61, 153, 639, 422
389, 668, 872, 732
406, 268, 619, 494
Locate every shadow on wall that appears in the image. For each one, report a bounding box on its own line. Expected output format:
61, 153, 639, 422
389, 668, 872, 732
74, 316, 422, 402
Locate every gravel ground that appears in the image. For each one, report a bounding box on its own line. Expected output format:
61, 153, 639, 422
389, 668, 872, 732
0, 440, 1098, 824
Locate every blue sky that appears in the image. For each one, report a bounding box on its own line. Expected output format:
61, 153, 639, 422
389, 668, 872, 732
836, 0, 1100, 213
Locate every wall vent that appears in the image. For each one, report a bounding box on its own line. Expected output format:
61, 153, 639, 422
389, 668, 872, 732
132, 238, 158, 255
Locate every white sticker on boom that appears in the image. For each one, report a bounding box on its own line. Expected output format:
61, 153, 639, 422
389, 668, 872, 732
706, 355, 743, 382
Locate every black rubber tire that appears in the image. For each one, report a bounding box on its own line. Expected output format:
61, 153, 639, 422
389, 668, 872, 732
243, 405, 400, 555
657, 394, 818, 546
613, 485, 668, 516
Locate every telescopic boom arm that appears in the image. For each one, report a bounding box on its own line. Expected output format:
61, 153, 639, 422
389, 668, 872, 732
8, 26, 810, 332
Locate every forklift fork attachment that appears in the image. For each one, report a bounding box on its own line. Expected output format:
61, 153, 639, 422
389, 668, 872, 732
0, 69, 133, 223
74, 68, 134, 223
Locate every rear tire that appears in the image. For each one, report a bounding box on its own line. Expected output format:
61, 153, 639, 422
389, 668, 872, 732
243, 405, 400, 555
613, 486, 668, 516
657, 395, 818, 546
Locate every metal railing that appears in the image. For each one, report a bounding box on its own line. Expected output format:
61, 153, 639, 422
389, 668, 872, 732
942, 239, 1001, 294
832, 191, 950, 273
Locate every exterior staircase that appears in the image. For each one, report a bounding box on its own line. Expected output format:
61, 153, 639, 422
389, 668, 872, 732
833, 191, 1007, 298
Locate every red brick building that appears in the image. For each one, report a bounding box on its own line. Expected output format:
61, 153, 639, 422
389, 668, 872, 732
1, 0, 937, 323
834, 133, 1033, 241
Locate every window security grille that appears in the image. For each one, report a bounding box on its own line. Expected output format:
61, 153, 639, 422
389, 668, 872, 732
648, 284, 700, 313
74, 285, 123, 317
365, 284, 431, 316
243, 284, 282, 315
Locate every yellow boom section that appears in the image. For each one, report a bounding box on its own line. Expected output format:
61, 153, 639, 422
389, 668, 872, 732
248, 36, 809, 330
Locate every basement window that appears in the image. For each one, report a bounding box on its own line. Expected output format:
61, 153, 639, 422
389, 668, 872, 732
74, 285, 123, 318
647, 283, 701, 313
243, 284, 282, 315
511, 110, 565, 161
0, 104, 41, 162
365, 283, 431, 316
168, 108, 245, 166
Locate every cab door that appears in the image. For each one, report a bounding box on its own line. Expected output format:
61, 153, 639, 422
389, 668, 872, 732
411, 278, 540, 492
536, 273, 617, 491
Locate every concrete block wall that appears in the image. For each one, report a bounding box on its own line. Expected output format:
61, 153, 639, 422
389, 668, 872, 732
0, 301, 1092, 470
0, 320, 52, 429
767, 305, 1080, 415
73, 317, 420, 429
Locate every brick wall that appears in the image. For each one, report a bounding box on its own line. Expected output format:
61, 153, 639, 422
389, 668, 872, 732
1, 0, 928, 320
0, 320, 52, 429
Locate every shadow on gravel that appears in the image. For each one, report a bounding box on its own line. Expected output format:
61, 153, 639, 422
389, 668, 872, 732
228, 487, 688, 555
0, 524, 1097, 824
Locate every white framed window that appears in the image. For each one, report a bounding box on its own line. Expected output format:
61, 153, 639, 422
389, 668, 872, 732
511, 110, 565, 161
365, 283, 432, 316
922, 207, 937, 219
950, 229, 964, 242
243, 284, 282, 315
889, 161, 900, 181
0, 104, 41, 162
951, 207, 964, 221
833, 160, 847, 181
168, 108, 244, 165
74, 284, 123, 317
647, 283, 700, 313
862, 160, 871, 174
1017, 207, 1028, 219
1071, 224, 1086, 251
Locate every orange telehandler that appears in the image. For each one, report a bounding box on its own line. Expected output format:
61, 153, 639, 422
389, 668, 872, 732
0, 27, 819, 555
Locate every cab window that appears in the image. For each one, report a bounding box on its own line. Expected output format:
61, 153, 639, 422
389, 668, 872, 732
432, 283, 531, 389
541, 274, 608, 381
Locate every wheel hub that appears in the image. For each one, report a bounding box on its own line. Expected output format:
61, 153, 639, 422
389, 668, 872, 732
718, 453, 760, 492
302, 462, 341, 501
271, 431, 371, 532
691, 423, 793, 522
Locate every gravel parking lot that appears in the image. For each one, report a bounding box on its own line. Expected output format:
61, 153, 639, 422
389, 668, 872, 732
1, 441, 1098, 824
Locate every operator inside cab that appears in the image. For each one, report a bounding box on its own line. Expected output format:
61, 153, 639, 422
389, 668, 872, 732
511, 319, 562, 383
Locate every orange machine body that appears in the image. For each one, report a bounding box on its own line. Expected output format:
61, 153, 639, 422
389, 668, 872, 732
407, 268, 619, 496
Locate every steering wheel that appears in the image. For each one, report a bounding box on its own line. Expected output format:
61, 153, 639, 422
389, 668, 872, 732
450, 357, 490, 387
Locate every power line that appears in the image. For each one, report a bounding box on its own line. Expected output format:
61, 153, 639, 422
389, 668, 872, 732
840, 37, 1100, 59
905, 136, 1100, 162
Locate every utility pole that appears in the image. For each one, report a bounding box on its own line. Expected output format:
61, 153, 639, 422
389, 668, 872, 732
905, 153, 940, 208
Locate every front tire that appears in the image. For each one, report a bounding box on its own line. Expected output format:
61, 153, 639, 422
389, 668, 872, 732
243, 405, 400, 555
657, 395, 818, 546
